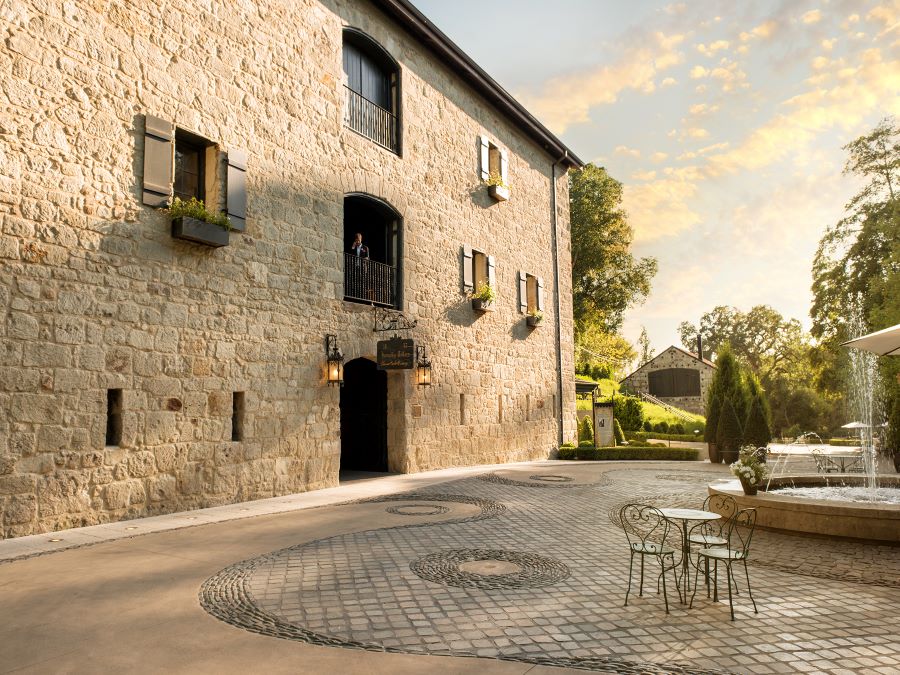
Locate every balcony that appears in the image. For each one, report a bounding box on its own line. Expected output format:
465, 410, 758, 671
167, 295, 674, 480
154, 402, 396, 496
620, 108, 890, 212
344, 253, 397, 308
344, 86, 398, 154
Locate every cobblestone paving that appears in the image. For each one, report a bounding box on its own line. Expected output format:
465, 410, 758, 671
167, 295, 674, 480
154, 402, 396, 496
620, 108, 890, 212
201, 463, 900, 674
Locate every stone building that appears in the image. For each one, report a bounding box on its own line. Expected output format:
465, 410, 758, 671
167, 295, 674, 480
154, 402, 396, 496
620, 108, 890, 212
619, 347, 715, 416
0, 0, 582, 537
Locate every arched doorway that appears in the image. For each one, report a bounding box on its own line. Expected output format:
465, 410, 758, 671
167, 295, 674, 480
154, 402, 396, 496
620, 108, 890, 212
340, 358, 388, 473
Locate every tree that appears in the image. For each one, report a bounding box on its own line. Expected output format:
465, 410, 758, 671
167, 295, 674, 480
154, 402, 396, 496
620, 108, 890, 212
744, 375, 772, 448
578, 416, 594, 444
569, 164, 658, 333
707, 345, 747, 458
679, 305, 807, 385
716, 398, 744, 460
637, 326, 654, 366
575, 321, 635, 380
613, 418, 625, 446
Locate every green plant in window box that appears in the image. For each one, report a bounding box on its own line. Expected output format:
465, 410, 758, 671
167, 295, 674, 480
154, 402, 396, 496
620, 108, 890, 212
163, 197, 232, 248
485, 171, 509, 202
470, 282, 496, 311
526, 309, 543, 327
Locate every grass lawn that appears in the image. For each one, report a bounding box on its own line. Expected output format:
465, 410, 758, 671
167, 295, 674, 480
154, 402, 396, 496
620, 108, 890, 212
576, 376, 705, 429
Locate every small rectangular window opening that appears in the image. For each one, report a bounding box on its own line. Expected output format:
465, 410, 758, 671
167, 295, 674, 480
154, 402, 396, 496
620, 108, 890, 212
526, 275, 538, 313
459, 393, 466, 425
498, 394, 503, 423
488, 144, 501, 177
526, 394, 531, 422
232, 392, 245, 442
472, 250, 487, 290
174, 133, 205, 203
106, 389, 123, 446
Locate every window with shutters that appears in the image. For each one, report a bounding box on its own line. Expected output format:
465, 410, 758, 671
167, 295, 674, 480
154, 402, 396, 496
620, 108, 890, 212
343, 29, 400, 154
141, 114, 247, 233
462, 245, 495, 294
479, 136, 509, 201
518, 271, 544, 324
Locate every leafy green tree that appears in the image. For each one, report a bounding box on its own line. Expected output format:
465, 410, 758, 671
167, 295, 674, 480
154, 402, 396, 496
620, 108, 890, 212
637, 326, 654, 366
613, 418, 625, 445
679, 305, 807, 385
569, 164, 658, 333
578, 416, 594, 444
574, 321, 635, 380
716, 398, 744, 460
887, 394, 900, 471
744, 375, 772, 448
811, 116, 900, 407
612, 395, 644, 431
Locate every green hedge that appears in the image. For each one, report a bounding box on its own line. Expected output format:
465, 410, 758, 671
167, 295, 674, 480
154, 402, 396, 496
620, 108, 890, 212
626, 431, 704, 443
827, 438, 863, 446
558, 446, 699, 461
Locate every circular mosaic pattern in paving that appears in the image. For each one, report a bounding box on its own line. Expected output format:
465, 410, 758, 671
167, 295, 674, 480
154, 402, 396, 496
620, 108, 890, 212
478, 471, 608, 488
385, 503, 451, 516
409, 548, 570, 589
528, 474, 574, 483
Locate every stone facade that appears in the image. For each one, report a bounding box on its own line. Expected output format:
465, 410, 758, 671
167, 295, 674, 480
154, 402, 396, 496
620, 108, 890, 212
0, 0, 578, 537
620, 347, 714, 416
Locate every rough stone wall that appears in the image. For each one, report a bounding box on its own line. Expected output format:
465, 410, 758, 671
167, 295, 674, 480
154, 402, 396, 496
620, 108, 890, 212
620, 348, 713, 417
0, 0, 576, 537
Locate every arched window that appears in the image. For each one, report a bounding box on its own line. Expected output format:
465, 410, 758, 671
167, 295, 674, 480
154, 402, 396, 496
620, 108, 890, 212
343, 29, 400, 154
648, 368, 701, 397
343, 194, 402, 309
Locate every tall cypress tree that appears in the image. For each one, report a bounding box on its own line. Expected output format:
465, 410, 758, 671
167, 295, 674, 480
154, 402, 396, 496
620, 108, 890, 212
716, 397, 744, 459
744, 374, 772, 448
713, 346, 746, 459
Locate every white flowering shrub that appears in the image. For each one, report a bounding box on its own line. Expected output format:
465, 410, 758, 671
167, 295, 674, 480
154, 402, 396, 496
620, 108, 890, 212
730, 446, 768, 486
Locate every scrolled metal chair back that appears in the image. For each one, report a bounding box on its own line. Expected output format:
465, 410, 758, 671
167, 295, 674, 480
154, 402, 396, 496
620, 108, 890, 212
723, 508, 757, 559
699, 493, 737, 537
619, 503, 670, 549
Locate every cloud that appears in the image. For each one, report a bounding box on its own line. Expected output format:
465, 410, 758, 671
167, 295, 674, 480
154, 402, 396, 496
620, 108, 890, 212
821, 38, 836, 51
684, 127, 709, 139
650, 152, 669, 163
690, 65, 709, 79
623, 166, 702, 243
631, 170, 657, 181
614, 145, 642, 158
677, 141, 729, 160
739, 20, 778, 42
688, 103, 719, 116
704, 47, 900, 176
518, 32, 685, 133
801, 9, 822, 24
688, 58, 748, 91
696, 40, 730, 56
661, 77, 677, 87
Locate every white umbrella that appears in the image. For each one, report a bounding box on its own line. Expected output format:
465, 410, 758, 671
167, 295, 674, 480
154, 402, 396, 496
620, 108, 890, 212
841, 421, 869, 429
842, 323, 900, 356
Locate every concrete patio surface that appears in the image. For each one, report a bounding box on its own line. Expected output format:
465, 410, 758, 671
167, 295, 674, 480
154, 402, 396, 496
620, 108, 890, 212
1, 460, 898, 674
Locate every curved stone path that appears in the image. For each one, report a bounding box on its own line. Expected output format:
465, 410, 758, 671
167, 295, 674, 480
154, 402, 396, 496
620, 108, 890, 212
200, 463, 900, 674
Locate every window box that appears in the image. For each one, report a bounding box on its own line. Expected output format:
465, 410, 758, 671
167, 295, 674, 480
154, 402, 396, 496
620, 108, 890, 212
488, 184, 509, 202
527, 314, 543, 327
472, 298, 495, 312
171, 216, 229, 248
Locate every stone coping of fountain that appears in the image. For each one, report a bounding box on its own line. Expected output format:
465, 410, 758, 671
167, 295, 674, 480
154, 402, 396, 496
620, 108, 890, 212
708, 475, 900, 543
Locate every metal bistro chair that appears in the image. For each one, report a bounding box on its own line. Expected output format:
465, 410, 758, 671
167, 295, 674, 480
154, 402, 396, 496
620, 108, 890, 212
619, 504, 682, 613
688, 494, 737, 593
811, 449, 837, 474
689, 508, 758, 621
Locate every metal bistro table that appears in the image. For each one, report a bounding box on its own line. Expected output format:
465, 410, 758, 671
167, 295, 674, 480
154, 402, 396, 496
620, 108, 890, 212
658, 508, 721, 598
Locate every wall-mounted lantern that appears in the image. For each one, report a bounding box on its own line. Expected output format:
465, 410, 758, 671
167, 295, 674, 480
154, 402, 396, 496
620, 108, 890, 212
325, 334, 344, 386
416, 345, 432, 386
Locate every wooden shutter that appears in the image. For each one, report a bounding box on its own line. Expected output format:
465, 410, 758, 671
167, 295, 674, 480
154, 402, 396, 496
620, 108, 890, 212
487, 255, 496, 289
518, 271, 527, 313
226, 149, 247, 232
462, 244, 473, 292
500, 149, 509, 186
536, 276, 544, 311
142, 114, 174, 207
479, 136, 490, 180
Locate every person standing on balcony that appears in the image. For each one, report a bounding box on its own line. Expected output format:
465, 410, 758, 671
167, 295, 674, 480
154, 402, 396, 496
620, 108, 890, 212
351, 233, 369, 258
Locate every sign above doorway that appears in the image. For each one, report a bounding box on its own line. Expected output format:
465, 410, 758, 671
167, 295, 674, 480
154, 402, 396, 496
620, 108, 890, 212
377, 337, 415, 369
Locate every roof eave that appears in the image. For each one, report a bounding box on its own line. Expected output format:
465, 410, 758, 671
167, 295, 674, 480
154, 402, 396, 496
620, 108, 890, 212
369, 0, 584, 169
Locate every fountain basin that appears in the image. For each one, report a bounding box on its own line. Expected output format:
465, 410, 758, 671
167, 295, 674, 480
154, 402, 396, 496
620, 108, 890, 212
709, 475, 900, 543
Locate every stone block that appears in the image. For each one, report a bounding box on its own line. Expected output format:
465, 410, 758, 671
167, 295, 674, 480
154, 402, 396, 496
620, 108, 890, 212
127, 451, 156, 477
144, 412, 177, 445
9, 393, 63, 424
3, 494, 37, 525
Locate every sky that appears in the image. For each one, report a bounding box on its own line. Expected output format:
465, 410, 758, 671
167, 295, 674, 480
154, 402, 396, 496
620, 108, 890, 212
414, 0, 900, 355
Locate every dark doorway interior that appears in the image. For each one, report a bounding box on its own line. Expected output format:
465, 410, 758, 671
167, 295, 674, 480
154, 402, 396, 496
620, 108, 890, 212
340, 358, 388, 472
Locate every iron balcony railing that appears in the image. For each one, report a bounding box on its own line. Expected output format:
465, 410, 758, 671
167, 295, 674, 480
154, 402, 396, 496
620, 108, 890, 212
344, 253, 397, 308
343, 86, 398, 153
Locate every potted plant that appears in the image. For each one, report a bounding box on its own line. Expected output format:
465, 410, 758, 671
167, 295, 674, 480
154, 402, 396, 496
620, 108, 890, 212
485, 171, 509, 202
470, 282, 495, 311
526, 309, 543, 327
730, 446, 768, 495
164, 196, 232, 247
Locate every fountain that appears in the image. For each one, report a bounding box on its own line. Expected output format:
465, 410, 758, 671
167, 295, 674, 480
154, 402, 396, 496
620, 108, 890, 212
707, 321, 900, 542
